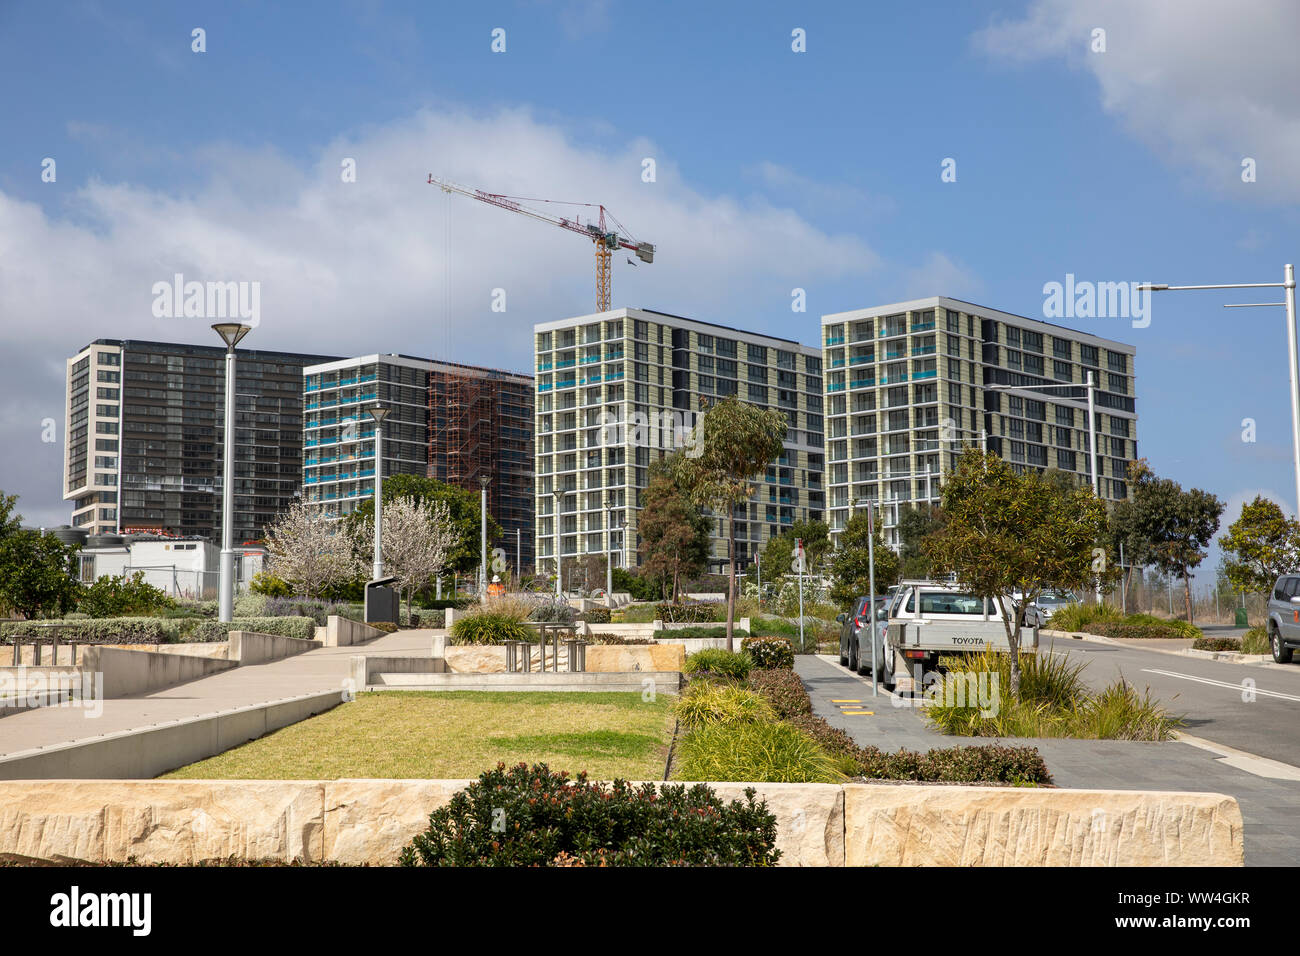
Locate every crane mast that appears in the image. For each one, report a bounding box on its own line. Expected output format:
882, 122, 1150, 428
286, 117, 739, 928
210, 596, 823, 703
427, 175, 654, 312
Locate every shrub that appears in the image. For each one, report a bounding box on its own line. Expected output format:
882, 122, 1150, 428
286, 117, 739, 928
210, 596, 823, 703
581, 607, 612, 625
654, 626, 750, 640
587, 633, 654, 645
749, 616, 798, 639
783, 715, 861, 760
262, 596, 356, 626
741, 637, 794, 669
1241, 626, 1269, 655
398, 763, 780, 867
672, 682, 775, 731
187, 616, 317, 643
656, 602, 721, 624
1047, 602, 1121, 632
675, 721, 847, 784
1088, 621, 1199, 641
1192, 636, 1240, 652
745, 668, 812, 719
249, 572, 293, 597
856, 743, 1052, 785
1074, 680, 1183, 740
0, 617, 182, 645
684, 648, 753, 680
1119, 613, 1201, 639
523, 594, 576, 625
233, 592, 269, 617
78, 572, 175, 618
447, 608, 527, 647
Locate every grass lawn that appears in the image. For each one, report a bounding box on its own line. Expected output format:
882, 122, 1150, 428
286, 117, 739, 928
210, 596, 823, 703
161, 691, 675, 781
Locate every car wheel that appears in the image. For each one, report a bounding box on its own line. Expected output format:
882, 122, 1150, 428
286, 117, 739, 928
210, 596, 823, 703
839, 641, 849, 667
855, 638, 871, 676
1271, 625, 1295, 663
881, 642, 897, 690
848, 639, 858, 673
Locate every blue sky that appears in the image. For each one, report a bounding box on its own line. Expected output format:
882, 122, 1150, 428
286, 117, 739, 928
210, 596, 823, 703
2, 0, 1298, 581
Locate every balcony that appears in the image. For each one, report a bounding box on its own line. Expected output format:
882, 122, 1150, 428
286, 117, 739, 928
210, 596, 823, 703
912, 369, 938, 380
827, 382, 846, 392
849, 354, 873, 365
824, 335, 845, 346
911, 345, 936, 356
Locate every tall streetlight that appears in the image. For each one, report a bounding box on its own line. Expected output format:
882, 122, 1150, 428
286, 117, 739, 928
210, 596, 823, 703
606, 515, 625, 608
366, 406, 391, 581
479, 475, 490, 599
212, 322, 251, 623
552, 488, 563, 597
1140, 265, 1300, 515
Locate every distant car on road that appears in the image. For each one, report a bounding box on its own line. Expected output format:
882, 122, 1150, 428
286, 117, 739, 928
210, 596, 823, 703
1026, 590, 1077, 623
837, 596, 888, 675
1265, 574, 1300, 663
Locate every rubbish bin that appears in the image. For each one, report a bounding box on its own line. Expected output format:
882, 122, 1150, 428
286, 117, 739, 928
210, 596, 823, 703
1234, 607, 1248, 628
365, 575, 400, 625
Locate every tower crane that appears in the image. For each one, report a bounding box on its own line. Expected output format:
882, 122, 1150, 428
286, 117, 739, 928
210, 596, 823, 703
427, 175, 654, 313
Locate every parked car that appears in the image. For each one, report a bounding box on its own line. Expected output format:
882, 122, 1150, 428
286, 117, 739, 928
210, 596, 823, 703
837, 595, 889, 675
1026, 590, 1076, 622
1265, 574, 1300, 663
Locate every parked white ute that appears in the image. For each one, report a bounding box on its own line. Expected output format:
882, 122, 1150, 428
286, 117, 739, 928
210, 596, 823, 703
871, 581, 1041, 690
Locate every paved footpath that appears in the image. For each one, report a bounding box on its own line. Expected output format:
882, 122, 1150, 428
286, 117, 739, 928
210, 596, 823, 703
0, 630, 436, 757
796, 654, 1300, 867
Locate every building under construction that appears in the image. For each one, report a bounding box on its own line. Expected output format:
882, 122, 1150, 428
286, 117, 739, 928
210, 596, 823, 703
302, 354, 534, 574
428, 360, 535, 573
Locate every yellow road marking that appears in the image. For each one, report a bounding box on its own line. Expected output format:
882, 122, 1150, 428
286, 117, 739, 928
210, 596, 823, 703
830, 699, 861, 703
841, 710, 875, 715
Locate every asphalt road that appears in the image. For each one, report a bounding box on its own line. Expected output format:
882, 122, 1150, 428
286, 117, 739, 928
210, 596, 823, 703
1037, 635, 1300, 767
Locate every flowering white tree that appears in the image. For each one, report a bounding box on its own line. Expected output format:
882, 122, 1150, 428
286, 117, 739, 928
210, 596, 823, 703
358, 495, 457, 616
264, 499, 364, 597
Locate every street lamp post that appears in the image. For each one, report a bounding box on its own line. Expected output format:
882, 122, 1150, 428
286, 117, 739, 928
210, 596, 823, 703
212, 322, 251, 623
606, 517, 622, 609
366, 406, 391, 581
854, 498, 880, 697
479, 476, 490, 599
552, 488, 563, 597
1140, 265, 1300, 514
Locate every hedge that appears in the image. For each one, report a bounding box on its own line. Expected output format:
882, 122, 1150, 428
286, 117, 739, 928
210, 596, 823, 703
0, 618, 184, 645
656, 602, 721, 624
654, 626, 750, 640
581, 607, 612, 625
186, 616, 318, 643
588, 633, 655, 645
1087, 622, 1199, 641
1192, 636, 1241, 652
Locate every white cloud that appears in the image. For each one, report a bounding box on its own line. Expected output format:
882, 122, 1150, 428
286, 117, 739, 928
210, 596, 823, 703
899, 251, 985, 301
0, 105, 887, 523
972, 0, 1300, 202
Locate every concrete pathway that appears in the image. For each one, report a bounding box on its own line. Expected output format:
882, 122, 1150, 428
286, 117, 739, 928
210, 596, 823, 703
0, 630, 437, 756
796, 654, 1300, 867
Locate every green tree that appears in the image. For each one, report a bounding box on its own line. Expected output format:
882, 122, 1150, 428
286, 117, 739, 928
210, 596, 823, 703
829, 510, 900, 609
1125, 464, 1223, 623
0, 529, 80, 619
1218, 495, 1300, 596
897, 504, 943, 579
638, 456, 711, 602
679, 396, 788, 650
923, 449, 1107, 697
347, 474, 502, 575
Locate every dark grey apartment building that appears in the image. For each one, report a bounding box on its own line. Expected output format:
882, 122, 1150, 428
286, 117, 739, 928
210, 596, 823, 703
64, 338, 337, 542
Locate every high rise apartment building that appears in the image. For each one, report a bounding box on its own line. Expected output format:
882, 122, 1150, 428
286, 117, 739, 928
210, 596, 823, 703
302, 354, 535, 570
821, 296, 1138, 548
533, 308, 825, 576
64, 339, 335, 540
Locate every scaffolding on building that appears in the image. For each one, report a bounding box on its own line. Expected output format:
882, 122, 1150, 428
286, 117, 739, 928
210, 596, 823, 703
427, 361, 535, 575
